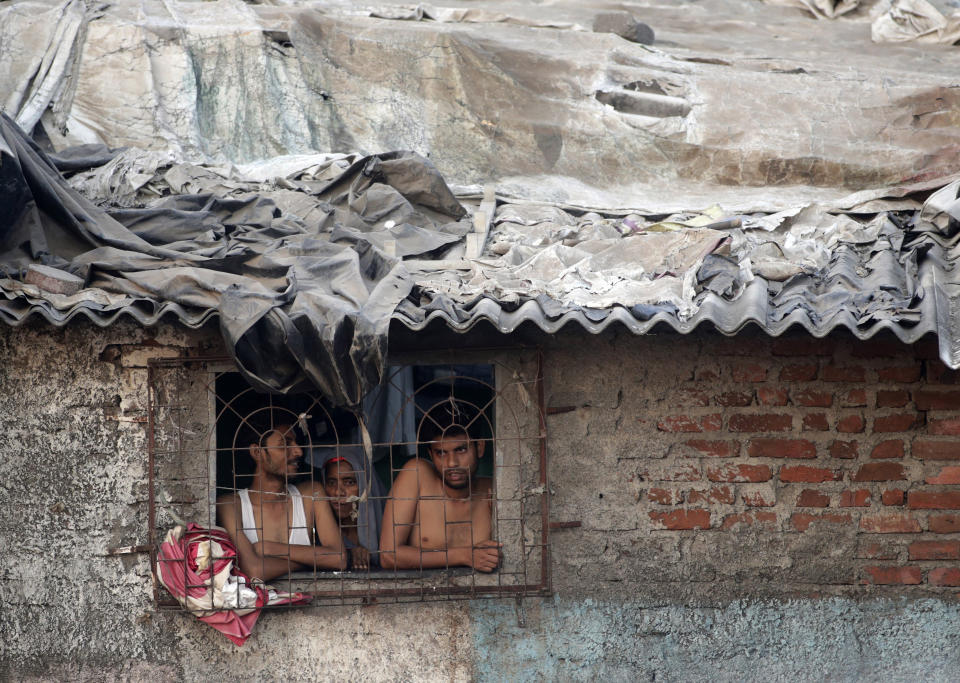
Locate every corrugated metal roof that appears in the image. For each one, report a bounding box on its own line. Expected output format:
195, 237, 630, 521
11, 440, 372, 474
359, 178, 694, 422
394, 213, 958, 368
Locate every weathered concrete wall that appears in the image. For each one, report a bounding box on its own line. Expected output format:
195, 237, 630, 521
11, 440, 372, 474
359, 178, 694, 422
2, 321, 960, 681
544, 328, 960, 603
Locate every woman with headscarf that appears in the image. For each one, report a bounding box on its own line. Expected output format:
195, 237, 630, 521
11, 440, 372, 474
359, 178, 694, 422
311, 446, 387, 570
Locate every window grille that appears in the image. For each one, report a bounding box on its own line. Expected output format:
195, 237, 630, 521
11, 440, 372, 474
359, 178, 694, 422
148, 349, 550, 608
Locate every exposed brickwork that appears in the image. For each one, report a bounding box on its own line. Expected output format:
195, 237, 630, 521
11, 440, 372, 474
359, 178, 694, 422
829, 440, 858, 459
913, 440, 960, 460
683, 439, 740, 458
747, 438, 816, 459
863, 566, 923, 585
870, 440, 905, 459
839, 489, 871, 507
797, 489, 830, 507
929, 514, 960, 533
881, 489, 905, 506
876, 390, 909, 408
860, 514, 921, 533
649, 509, 711, 530
580, 330, 960, 594
780, 364, 818, 381
729, 414, 792, 432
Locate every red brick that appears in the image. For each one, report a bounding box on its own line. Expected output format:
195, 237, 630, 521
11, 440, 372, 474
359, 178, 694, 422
830, 440, 859, 459
772, 337, 835, 356
860, 514, 922, 533
882, 489, 906, 506
676, 389, 710, 407
908, 541, 960, 561
929, 514, 960, 533
658, 415, 721, 433
876, 390, 909, 408
649, 465, 703, 482
797, 489, 830, 507
649, 509, 711, 530
742, 490, 776, 507
908, 491, 960, 510
802, 413, 829, 431
748, 438, 816, 459
840, 489, 871, 507
822, 365, 866, 382
928, 417, 960, 436
687, 486, 735, 505
853, 462, 906, 482
877, 365, 922, 383
648, 488, 682, 505
792, 390, 833, 408
721, 511, 777, 529
837, 414, 865, 433
913, 440, 960, 460
780, 465, 842, 483
857, 541, 899, 560
863, 566, 922, 585
702, 414, 722, 432
852, 339, 910, 358
757, 387, 788, 406
683, 440, 739, 458
926, 359, 960, 385
715, 391, 754, 407
926, 466, 960, 485
729, 414, 792, 432
731, 363, 767, 382
707, 463, 772, 483
791, 512, 852, 532
780, 364, 819, 381
841, 389, 868, 407
928, 568, 960, 586
873, 414, 921, 433
914, 391, 960, 411
870, 440, 905, 459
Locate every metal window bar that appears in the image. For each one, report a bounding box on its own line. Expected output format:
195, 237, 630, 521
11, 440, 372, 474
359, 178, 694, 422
148, 351, 550, 610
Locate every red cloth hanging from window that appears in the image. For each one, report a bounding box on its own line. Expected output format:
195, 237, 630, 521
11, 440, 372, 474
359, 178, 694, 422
155, 523, 311, 646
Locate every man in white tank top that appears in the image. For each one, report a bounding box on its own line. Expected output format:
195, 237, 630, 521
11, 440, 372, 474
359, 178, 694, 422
217, 410, 346, 581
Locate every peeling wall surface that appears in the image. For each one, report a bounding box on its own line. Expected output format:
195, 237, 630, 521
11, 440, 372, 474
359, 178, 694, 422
3, 321, 960, 680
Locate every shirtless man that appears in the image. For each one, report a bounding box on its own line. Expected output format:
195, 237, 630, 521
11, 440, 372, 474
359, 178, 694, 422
379, 404, 501, 572
217, 410, 346, 580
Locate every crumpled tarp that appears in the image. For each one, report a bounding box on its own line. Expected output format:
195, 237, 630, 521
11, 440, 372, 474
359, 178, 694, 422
0, 113, 467, 404
762, 0, 960, 44
872, 0, 960, 44
155, 523, 311, 646
3, 0, 960, 212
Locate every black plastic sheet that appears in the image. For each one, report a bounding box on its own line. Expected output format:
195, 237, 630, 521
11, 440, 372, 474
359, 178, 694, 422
0, 114, 467, 405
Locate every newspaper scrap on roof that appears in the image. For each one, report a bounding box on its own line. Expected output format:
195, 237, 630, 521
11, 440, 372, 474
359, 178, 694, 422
1, 0, 960, 402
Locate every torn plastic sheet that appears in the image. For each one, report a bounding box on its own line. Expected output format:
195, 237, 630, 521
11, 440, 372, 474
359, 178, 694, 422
0, 113, 467, 405
871, 0, 960, 44
4, 0, 960, 214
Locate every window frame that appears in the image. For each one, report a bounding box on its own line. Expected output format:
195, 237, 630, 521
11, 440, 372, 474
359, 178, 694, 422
147, 347, 551, 608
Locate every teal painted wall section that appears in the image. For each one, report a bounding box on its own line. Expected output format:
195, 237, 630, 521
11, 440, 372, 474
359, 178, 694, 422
471, 596, 960, 681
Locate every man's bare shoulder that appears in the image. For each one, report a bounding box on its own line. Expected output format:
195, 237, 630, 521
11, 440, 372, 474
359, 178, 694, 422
394, 458, 441, 489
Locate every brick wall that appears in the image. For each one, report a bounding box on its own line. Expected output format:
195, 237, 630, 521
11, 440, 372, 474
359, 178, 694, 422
547, 329, 960, 597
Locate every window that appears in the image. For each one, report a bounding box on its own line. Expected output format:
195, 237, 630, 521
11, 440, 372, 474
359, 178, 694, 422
148, 348, 549, 608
